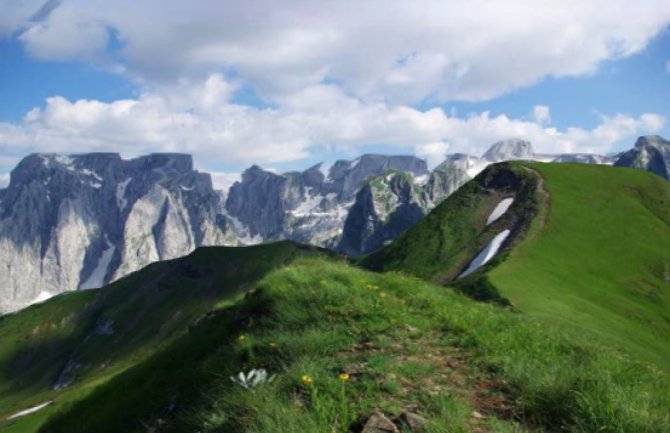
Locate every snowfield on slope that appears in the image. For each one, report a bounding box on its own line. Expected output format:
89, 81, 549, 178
459, 230, 511, 278
486, 198, 514, 225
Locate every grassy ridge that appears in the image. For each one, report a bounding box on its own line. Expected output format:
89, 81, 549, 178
0, 242, 322, 432
39, 258, 670, 433
491, 163, 670, 368
362, 162, 670, 370
361, 162, 540, 284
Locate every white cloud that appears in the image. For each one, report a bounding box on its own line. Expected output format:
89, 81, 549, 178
2, 0, 670, 103
415, 142, 450, 169
532, 105, 552, 125
0, 75, 664, 173
208, 171, 241, 191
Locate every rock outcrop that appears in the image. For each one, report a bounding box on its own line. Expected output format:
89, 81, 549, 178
614, 135, 670, 180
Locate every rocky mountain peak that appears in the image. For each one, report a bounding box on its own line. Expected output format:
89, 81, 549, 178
482, 139, 535, 162
327, 154, 428, 199
616, 135, 670, 180
132, 153, 194, 172
635, 135, 670, 149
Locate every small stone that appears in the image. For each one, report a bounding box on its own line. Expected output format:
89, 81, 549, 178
471, 410, 485, 419
398, 411, 428, 431
361, 409, 400, 433
403, 324, 419, 333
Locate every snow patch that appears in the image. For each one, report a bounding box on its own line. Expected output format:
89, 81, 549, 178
486, 198, 514, 226
116, 177, 132, 211
80, 238, 116, 290
34, 290, 56, 303
180, 184, 194, 191
350, 158, 361, 170
413, 174, 428, 185
458, 230, 511, 279
291, 187, 325, 217
7, 401, 53, 420
54, 155, 74, 167
80, 168, 103, 181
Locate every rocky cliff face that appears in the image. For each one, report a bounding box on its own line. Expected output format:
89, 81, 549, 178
0, 153, 236, 313
614, 135, 670, 180
224, 154, 429, 249
338, 171, 426, 255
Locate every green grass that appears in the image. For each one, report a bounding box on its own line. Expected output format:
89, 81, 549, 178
36, 258, 670, 433
490, 163, 670, 368
0, 241, 323, 432
361, 162, 670, 370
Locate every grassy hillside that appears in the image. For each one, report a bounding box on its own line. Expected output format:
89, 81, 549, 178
34, 258, 670, 433
490, 163, 670, 368
362, 162, 670, 369
0, 241, 323, 433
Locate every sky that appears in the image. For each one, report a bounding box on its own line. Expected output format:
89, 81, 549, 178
1, 0, 670, 189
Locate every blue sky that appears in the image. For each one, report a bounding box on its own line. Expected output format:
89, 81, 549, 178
1, 0, 669, 186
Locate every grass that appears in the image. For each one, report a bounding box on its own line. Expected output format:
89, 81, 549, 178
0, 241, 323, 432
37, 258, 670, 433
490, 163, 670, 369
362, 162, 670, 370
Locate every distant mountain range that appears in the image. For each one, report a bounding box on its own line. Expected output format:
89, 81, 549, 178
0, 135, 668, 313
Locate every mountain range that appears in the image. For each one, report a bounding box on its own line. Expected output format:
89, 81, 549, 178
0, 135, 668, 314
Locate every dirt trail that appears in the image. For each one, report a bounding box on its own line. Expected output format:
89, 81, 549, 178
521, 166, 550, 230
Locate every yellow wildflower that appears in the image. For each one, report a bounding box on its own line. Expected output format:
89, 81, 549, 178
238, 335, 246, 341
339, 373, 350, 381
301, 375, 313, 385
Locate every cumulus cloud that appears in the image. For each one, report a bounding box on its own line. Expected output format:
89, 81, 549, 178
415, 142, 450, 169
2, 0, 670, 103
532, 105, 551, 125
0, 75, 664, 175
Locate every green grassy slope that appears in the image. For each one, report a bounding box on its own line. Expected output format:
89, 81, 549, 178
0, 241, 323, 432
490, 163, 670, 367
362, 162, 670, 369
36, 258, 670, 433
